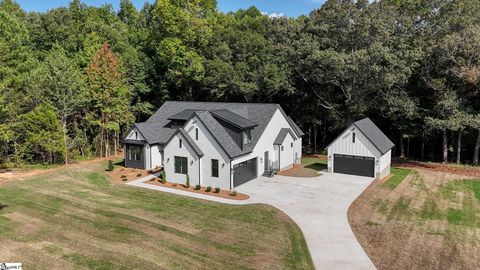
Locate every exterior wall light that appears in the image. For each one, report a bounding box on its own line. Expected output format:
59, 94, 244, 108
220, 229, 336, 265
328, 155, 332, 160
167, 158, 170, 163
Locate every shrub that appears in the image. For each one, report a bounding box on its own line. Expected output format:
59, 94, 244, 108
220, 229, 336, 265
121, 175, 126, 178
185, 174, 190, 188
122, 178, 128, 182
136, 173, 142, 177
214, 187, 220, 193
160, 170, 166, 182
0, 203, 7, 211
206, 186, 212, 192
230, 190, 237, 197
194, 184, 201, 190
106, 160, 114, 171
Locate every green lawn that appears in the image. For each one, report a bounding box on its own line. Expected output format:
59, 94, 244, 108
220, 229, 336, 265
381, 167, 412, 189
301, 157, 327, 171
0, 162, 313, 270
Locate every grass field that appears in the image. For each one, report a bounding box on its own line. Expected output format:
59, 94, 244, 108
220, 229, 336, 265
350, 168, 480, 269
0, 161, 313, 269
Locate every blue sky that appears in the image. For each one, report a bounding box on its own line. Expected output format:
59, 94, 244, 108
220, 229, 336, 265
15, 0, 325, 17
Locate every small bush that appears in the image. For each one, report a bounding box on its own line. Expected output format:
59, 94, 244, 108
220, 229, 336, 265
206, 186, 212, 192
214, 187, 220, 193
160, 170, 166, 182
230, 190, 237, 197
136, 173, 142, 177
185, 174, 190, 188
194, 184, 201, 190
0, 203, 7, 211
106, 160, 114, 171
121, 175, 126, 178
122, 178, 128, 182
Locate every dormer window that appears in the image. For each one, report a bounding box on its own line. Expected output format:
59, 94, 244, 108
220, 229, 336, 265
243, 130, 252, 145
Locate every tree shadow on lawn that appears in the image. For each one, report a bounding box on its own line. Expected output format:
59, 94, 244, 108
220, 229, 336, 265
304, 163, 327, 171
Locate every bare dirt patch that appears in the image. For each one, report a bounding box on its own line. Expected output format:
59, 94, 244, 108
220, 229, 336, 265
146, 178, 249, 200
394, 159, 480, 178
349, 169, 480, 270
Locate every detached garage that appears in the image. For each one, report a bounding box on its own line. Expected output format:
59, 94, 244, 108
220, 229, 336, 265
327, 118, 394, 179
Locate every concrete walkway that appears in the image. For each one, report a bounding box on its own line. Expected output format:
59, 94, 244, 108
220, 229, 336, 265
127, 173, 376, 270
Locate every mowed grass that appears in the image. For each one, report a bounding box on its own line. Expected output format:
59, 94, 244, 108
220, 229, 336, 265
301, 157, 327, 171
381, 167, 412, 189
0, 162, 313, 270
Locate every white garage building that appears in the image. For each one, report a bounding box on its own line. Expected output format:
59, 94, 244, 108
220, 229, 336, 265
327, 118, 394, 179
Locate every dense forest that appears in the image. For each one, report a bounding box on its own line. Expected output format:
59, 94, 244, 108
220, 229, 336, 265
0, 0, 479, 167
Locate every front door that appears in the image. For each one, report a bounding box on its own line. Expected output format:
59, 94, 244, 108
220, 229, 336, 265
264, 151, 269, 171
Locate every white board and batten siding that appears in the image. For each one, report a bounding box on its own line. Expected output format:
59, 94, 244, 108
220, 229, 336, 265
327, 125, 391, 179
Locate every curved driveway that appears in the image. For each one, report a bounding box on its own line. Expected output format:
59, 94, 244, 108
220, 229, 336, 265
129, 173, 376, 270
235, 173, 376, 270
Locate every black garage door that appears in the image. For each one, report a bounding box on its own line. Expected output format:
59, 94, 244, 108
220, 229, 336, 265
334, 154, 374, 177
233, 158, 257, 187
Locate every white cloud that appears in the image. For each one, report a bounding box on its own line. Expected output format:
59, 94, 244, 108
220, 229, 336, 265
261, 11, 286, 18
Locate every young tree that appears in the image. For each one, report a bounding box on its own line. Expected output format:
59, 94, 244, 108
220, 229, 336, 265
86, 43, 133, 157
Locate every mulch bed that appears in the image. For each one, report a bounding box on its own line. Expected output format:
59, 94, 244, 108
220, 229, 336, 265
393, 159, 480, 178
107, 167, 162, 183
146, 178, 249, 200
277, 164, 322, 178
302, 154, 327, 160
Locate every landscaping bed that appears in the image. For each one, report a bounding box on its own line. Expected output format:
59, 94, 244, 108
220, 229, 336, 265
106, 165, 161, 183
349, 167, 480, 270
146, 178, 249, 200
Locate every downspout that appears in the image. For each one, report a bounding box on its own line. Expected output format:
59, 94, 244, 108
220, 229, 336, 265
198, 156, 201, 186
150, 145, 152, 169
230, 158, 233, 190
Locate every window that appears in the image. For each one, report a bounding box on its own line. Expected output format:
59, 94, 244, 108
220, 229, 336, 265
195, 128, 198, 140
128, 145, 141, 161
134, 131, 138, 140
281, 146, 284, 151
291, 142, 293, 148
243, 129, 252, 145
174, 156, 188, 174
352, 132, 356, 143
211, 159, 219, 177
179, 138, 182, 148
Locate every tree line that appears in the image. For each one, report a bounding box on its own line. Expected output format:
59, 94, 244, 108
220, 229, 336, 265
0, 0, 479, 166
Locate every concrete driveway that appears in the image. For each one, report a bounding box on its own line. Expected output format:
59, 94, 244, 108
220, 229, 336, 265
235, 173, 376, 270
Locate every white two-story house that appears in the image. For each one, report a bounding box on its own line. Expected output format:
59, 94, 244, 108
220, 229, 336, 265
124, 101, 304, 190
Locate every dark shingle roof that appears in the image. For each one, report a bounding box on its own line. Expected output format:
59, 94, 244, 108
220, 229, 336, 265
124, 139, 146, 145
178, 128, 203, 157
287, 116, 305, 137
274, 128, 297, 145
210, 110, 258, 130
353, 118, 394, 155
134, 122, 175, 145
195, 111, 244, 158
127, 101, 303, 158
167, 109, 197, 121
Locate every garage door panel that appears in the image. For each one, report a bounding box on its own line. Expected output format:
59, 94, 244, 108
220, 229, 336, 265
233, 158, 257, 187
334, 154, 374, 177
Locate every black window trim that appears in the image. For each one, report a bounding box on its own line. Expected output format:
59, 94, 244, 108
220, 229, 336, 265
211, 159, 219, 178
174, 156, 188, 174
